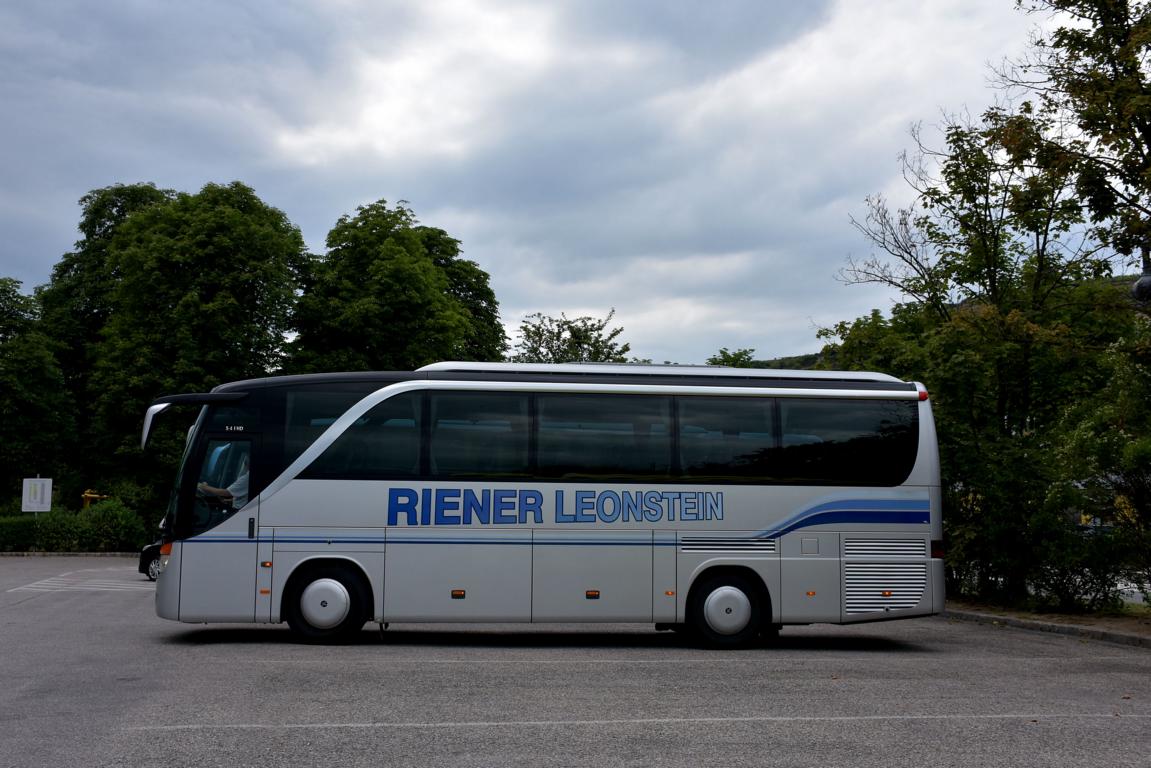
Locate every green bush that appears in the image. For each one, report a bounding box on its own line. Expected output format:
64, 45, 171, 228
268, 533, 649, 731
1028, 521, 1136, 613
34, 509, 89, 552
85, 499, 148, 552
103, 479, 166, 531
25, 501, 148, 552
0, 515, 37, 551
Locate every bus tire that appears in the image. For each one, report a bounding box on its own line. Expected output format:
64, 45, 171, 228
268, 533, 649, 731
284, 564, 369, 643
687, 572, 764, 649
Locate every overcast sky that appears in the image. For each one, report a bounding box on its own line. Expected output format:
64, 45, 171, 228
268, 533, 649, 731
0, 0, 1042, 364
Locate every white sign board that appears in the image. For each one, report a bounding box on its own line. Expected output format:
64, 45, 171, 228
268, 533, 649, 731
22, 478, 52, 513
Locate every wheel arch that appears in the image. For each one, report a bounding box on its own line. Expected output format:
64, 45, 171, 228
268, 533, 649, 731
685, 564, 773, 621
279, 556, 375, 624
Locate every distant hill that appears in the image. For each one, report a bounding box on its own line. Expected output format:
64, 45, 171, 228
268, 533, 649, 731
744, 353, 823, 370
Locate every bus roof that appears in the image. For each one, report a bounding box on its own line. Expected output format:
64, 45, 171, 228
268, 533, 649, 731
199, 362, 915, 396
418, 361, 905, 383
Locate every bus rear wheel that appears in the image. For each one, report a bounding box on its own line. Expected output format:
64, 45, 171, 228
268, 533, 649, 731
284, 565, 369, 643
688, 573, 764, 649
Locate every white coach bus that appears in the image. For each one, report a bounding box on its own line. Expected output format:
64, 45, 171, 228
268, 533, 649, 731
142, 362, 943, 647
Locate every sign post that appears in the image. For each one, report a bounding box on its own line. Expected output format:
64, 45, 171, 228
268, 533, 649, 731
22, 477, 52, 513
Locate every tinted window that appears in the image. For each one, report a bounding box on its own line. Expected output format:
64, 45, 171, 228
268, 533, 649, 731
430, 392, 529, 478
776, 398, 918, 485
538, 394, 671, 479
207, 404, 260, 432
679, 397, 776, 480
302, 392, 422, 479
188, 438, 251, 536
287, 388, 918, 486
284, 388, 379, 469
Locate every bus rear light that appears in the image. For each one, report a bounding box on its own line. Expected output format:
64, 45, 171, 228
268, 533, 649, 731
451, 589, 466, 600
918, 389, 929, 401
881, 590, 894, 598
586, 590, 601, 600
806, 591, 817, 597
931, 540, 945, 559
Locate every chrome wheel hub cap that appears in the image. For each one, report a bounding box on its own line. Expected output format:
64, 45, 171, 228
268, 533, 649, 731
703, 586, 751, 635
300, 578, 350, 629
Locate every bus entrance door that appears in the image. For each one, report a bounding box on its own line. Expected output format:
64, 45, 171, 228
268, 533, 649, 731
178, 436, 261, 622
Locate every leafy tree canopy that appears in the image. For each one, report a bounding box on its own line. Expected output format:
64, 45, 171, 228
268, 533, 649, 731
829, 105, 1140, 606
1011, 0, 1151, 264
38, 183, 174, 380
0, 277, 37, 343
509, 308, 631, 363
707, 347, 757, 367
89, 181, 306, 480
288, 200, 505, 372
0, 279, 73, 495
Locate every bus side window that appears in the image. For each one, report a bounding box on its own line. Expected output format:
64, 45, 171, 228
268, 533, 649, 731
537, 394, 671, 479
301, 393, 422, 480
429, 392, 530, 478
284, 388, 380, 469
777, 398, 918, 485
679, 397, 776, 481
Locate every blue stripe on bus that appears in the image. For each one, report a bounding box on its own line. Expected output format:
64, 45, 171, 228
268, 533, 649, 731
756, 498, 931, 539
186, 536, 662, 546
183, 498, 930, 547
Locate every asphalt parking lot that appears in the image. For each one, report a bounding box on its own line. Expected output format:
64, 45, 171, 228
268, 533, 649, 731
1, 556, 1148, 768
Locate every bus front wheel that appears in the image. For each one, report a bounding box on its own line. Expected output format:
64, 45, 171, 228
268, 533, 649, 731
284, 565, 369, 643
687, 573, 764, 649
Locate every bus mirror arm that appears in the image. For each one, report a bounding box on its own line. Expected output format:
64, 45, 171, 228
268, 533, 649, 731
141, 403, 173, 450
140, 392, 248, 450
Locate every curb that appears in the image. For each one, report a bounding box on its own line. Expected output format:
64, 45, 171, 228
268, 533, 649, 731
944, 609, 1151, 650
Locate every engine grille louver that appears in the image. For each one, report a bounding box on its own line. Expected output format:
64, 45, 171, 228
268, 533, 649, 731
843, 538, 926, 558
843, 562, 927, 614
842, 539, 928, 614
680, 536, 777, 554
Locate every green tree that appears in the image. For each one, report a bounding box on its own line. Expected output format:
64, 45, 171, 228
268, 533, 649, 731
288, 200, 505, 372
1012, 0, 1151, 267
509, 308, 631, 363
830, 109, 1135, 606
39, 184, 175, 388
0, 279, 73, 497
1048, 310, 1151, 588
707, 348, 757, 367
88, 182, 306, 493
0, 277, 37, 343
421, 227, 507, 362
36, 183, 173, 501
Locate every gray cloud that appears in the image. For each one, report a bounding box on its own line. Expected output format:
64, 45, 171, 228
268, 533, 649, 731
0, 0, 1037, 364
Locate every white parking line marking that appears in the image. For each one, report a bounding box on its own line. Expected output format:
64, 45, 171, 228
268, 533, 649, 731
8, 567, 153, 593
250, 658, 695, 665
127, 713, 1151, 732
